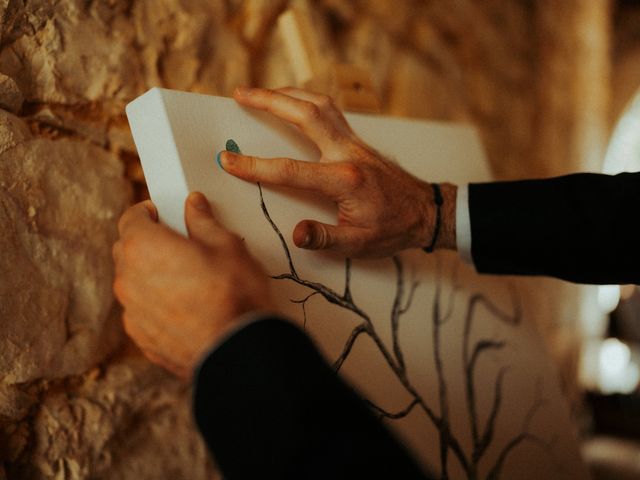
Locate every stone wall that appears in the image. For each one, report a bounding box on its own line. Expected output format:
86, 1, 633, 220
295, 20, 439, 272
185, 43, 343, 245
613, 0, 640, 118
0, 0, 623, 478
269, 0, 538, 180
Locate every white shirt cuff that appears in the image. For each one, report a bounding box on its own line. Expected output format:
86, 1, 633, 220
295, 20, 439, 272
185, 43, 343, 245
456, 184, 474, 265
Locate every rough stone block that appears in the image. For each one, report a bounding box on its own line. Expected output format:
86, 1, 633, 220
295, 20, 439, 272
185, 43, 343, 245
0, 0, 143, 104
4, 351, 217, 479
0, 110, 130, 384
0, 74, 23, 114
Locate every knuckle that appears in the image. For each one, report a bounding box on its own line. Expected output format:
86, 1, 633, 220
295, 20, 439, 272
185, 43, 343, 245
217, 231, 243, 253
216, 281, 237, 306
121, 314, 137, 338
280, 158, 299, 180
112, 241, 122, 261
121, 237, 139, 261
315, 226, 329, 249
226, 233, 245, 252
252, 87, 266, 99
113, 277, 127, 303
350, 142, 373, 160
317, 94, 334, 110
302, 103, 321, 122
351, 234, 367, 254
244, 155, 257, 175
117, 203, 143, 234
117, 212, 129, 235
245, 155, 265, 182
338, 163, 364, 189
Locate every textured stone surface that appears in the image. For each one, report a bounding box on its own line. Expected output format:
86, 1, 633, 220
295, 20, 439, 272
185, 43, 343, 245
133, 0, 249, 95
0, 73, 22, 113
2, 348, 216, 479
300, 0, 538, 179
0, 0, 143, 104
0, 110, 128, 384
613, 2, 640, 117
0, 1, 229, 476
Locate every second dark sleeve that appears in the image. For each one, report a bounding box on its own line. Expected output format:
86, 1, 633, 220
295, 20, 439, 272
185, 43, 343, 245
193, 317, 432, 480
469, 172, 640, 285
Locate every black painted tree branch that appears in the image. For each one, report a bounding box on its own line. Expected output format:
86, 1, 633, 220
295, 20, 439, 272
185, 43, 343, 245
257, 183, 558, 480
333, 323, 367, 371
366, 398, 420, 420
291, 291, 321, 328
257, 183, 441, 429
484, 380, 561, 480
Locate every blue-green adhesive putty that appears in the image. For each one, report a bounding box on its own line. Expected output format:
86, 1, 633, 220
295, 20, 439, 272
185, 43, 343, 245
225, 139, 241, 154
216, 139, 241, 170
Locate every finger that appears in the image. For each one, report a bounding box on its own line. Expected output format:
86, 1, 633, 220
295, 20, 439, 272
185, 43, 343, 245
117, 203, 182, 269
220, 152, 360, 198
184, 192, 229, 249
140, 347, 164, 367
121, 312, 153, 349
275, 86, 328, 103
140, 348, 190, 379
112, 241, 123, 271
118, 200, 159, 237
122, 307, 168, 353
293, 220, 369, 255
275, 87, 354, 137
233, 87, 347, 156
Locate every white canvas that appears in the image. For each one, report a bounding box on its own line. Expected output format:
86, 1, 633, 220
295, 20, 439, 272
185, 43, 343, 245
126, 88, 589, 479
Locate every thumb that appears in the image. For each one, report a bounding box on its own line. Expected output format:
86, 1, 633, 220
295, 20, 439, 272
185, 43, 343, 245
184, 192, 224, 248
293, 220, 366, 255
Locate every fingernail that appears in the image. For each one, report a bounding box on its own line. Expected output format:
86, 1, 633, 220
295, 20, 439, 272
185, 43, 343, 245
215, 151, 225, 170
301, 233, 311, 248
189, 192, 210, 212
142, 201, 158, 221
235, 86, 250, 97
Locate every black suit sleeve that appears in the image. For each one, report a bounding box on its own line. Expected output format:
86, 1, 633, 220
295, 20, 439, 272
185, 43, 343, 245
469, 172, 640, 285
193, 317, 431, 480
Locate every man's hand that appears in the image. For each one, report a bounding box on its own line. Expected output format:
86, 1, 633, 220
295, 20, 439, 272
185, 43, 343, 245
112, 192, 274, 379
220, 86, 457, 258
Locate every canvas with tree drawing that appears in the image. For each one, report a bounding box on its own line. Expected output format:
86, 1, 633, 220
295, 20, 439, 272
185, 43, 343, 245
126, 88, 589, 479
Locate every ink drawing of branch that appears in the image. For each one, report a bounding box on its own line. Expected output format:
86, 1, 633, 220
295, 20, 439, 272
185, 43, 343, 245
257, 183, 560, 480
